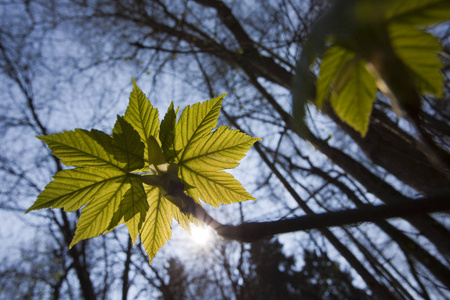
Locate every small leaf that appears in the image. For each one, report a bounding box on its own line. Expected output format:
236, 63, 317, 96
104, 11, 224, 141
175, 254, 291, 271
26, 167, 126, 213
180, 169, 255, 207
108, 177, 148, 244
330, 59, 377, 136
160, 102, 178, 162
389, 25, 443, 97
174, 97, 259, 207
112, 116, 145, 171
70, 174, 139, 248
147, 136, 166, 168
180, 126, 261, 171
124, 78, 160, 163
175, 94, 226, 162
140, 185, 173, 264
38, 129, 124, 169
317, 46, 356, 108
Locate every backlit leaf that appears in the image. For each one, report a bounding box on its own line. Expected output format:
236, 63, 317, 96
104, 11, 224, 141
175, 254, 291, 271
147, 136, 166, 167
111, 116, 145, 171
181, 168, 255, 207
29, 81, 260, 264
37, 129, 124, 169
330, 59, 377, 136
26, 167, 126, 213
140, 185, 173, 264
174, 98, 259, 207
70, 174, 140, 248
108, 177, 148, 244
175, 94, 226, 162
317, 46, 356, 108
180, 126, 261, 171
389, 25, 443, 97
160, 102, 178, 162
124, 79, 160, 164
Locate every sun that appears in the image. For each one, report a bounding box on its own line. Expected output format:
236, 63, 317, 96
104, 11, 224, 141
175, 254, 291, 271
190, 225, 213, 246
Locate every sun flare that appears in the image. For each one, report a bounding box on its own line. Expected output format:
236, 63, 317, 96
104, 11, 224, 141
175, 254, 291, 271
190, 225, 213, 246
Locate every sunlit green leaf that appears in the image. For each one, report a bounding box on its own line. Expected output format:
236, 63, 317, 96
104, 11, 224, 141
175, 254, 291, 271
160, 102, 178, 162
181, 168, 255, 207
108, 176, 148, 244
111, 115, 145, 171
175, 94, 226, 161
140, 185, 173, 264
70, 174, 139, 247
37, 129, 124, 169
29, 81, 261, 263
26, 167, 126, 213
124, 78, 160, 163
174, 98, 259, 207
317, 46, 356, 108
330, 59, 377, 136
389, 25, 443, 97
147, 136, 166, 168
180, 126, 261, 171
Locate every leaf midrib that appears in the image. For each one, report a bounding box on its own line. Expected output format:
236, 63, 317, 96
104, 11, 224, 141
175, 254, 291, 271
51, 174, 128, 209
179, 139, 250, 166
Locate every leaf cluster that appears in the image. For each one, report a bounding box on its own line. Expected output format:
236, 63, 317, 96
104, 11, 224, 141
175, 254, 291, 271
27, 79, 261, 263
294, 0, 448, 136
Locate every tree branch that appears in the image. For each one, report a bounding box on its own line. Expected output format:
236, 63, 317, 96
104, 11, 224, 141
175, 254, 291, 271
216, 195, 450, 242
165, 178, 450, 243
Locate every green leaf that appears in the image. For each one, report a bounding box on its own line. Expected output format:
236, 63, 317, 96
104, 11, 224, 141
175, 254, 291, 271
26, 167, 126, 213
174, 98, 259, 207
385, 0, 450, 27
316, 46, 356, 108
180, 168, 255, 207
69, 174, 141, 247
147, 136, 166, 168
111, 116, 145, 171
389, 25, 443, 97
38, 129, 124, 169
175, 94, 226, 162
160, 102, 178, 162
107, 176, 148, 244
124, 78, 160, 164
180, 126, 261, 171
29, 82, 261, 264
330, 59, 377, 136
140, 185, 174, 264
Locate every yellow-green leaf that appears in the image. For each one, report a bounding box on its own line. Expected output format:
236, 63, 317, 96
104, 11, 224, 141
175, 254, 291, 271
108, 176, 148, 244
317, 46, 356, 108
180, 126, 261, 172
160, 102, 178, 162
111, 116, 145, 171
70, 174, 139, 248
147, 136, 166, 167
330, 59, 377, 137
180, 168, 255, 207
389, 25, 443, 97
38, 129, 124, 169
175, 94, 226, 162
140, 185, 173, 264
124, 78, 160, 163
26, 167, 126, 213
29, 82, 261, 264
